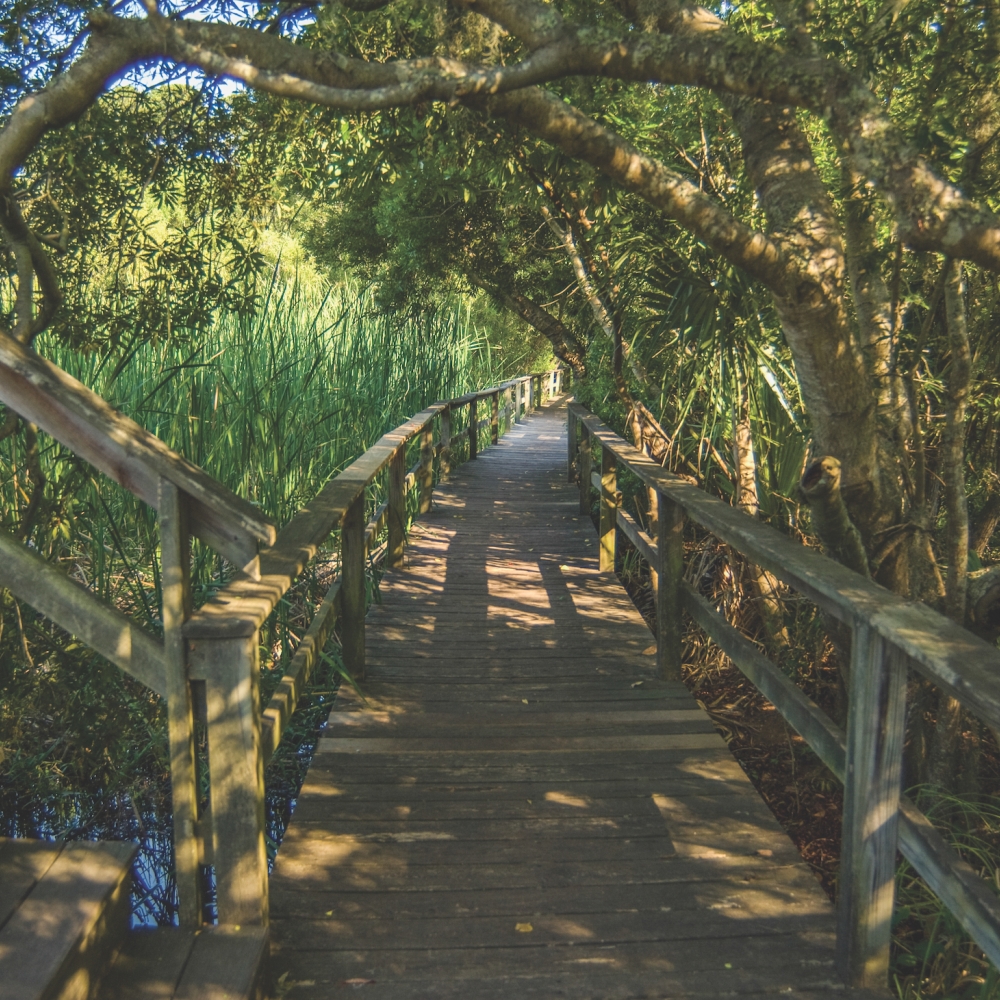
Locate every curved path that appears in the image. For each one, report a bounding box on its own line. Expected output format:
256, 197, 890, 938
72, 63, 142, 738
269, 398, 877, 999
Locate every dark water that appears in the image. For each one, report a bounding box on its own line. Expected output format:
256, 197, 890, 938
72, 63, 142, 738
0, 677, 336, 928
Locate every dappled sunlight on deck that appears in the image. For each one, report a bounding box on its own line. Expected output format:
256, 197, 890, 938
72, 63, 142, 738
269, 398, 861, 999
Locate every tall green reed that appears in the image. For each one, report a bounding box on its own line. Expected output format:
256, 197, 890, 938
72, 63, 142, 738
0, 277, 510, 922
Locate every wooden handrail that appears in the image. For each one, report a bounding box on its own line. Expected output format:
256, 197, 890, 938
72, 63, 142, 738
571, 404, 1000, 730
568, 399, 1000, 989
0, 332, 276, 578
0, 334, 566, 935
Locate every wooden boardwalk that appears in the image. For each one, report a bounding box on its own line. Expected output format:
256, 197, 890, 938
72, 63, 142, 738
270, 399, 872, 999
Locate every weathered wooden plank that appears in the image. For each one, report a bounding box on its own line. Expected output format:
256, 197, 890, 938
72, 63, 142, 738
265, 966, 868, 1000
271, 938, 839, 982
173, 925, 269, 1000
897, 795, 1000, 972
273, 905, 836, 953
439, 404, 452, 478
0, 840, 135, 1000
0, 840, 62, 932
270, 872, 827, 921
0, 331, 275, 576
683, 583, 847, 778
0, 526, 167, 697
388, 448, 406, 567
468, 396, 479, 460
101, 928, 197, 1000
419, 424, 434, 515
316, 733, 726, 753
616, 506, 656, 564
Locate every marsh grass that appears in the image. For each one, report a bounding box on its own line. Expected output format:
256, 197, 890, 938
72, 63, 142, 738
0, 277, 518, 924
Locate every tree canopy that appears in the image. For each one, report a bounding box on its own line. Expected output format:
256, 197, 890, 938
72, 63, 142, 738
5, 0, 1000, 635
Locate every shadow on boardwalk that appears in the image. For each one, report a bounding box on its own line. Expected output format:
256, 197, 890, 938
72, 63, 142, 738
269, 399, 882, 999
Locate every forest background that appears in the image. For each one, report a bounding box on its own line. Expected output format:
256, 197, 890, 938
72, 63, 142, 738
4, 0, 1000, 996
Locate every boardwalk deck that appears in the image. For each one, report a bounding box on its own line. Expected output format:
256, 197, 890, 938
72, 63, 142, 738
270, 399, 879, 999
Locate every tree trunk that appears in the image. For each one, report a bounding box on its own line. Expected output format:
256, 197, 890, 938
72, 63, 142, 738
929, 258, 972, 786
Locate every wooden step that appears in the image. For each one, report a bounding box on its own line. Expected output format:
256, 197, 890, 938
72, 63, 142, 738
102, 925, 269, 1000
0, 837, 136, 1000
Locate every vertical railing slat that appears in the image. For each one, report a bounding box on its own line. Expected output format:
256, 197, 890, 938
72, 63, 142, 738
419, 423, 434, 513
837, 625, 908, 987
340, 493, 366, 679
159, 478, 201, 928
190, 633, 268, 926
599, 443, 617, 573
469, 396, 479, 460
440, 404, 452, 478
388, 447, 406, 568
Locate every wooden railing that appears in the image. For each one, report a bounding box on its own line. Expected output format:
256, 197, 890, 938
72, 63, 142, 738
0, 326, 566, 932
568, 401, 1000, 989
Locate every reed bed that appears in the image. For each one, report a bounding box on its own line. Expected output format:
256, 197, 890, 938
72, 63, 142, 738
0, 278, 519, 924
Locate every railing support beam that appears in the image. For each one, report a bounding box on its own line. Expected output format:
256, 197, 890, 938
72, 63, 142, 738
469, 397, 478, 460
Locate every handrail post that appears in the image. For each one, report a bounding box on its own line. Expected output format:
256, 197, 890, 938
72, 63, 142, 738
388, 448, 406, 568
440, 404, 452, 477
159, 478, 201, 928
340, 493, 366, 679
567, 408, 577, 484
837, 625, 907, 988
599, 443, 617, 573
189, 632, 268, 926
527, 376, 535, 412
419, 423, 434, 512
514, 381, 523, 423
656, 491, 685, 681
578, 424, 592, 515
469, 397, 479, 460
491, 390, 500, 445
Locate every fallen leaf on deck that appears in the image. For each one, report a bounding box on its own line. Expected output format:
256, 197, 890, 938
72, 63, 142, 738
522, 699, 529, 704
515, 922, 534, 933
631, 681, 644, 688
343, 979, 376, 987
